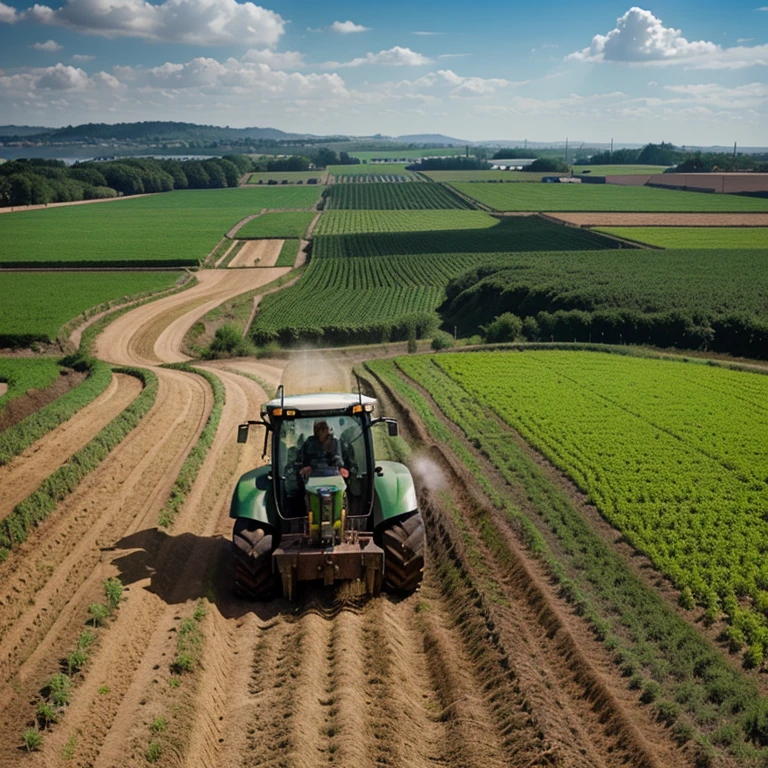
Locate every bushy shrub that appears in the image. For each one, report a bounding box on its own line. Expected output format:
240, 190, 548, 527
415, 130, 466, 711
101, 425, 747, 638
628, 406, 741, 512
431, 331, 454, 351
481, 312, 523, 343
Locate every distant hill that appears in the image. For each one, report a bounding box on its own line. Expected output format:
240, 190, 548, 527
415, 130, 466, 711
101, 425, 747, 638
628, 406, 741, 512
396, 134, 468, 146
0, 126, 51, 137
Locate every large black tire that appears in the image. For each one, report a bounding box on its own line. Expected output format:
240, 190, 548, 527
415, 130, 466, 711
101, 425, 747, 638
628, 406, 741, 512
382, 512, 425, 594
232, 519, 277, 599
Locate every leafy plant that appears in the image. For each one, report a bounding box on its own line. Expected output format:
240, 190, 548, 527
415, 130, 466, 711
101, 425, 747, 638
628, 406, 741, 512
46, 673, 72, 708
88, 603, 110, 627
22, 728, 43, 752
104, 577, 124, 612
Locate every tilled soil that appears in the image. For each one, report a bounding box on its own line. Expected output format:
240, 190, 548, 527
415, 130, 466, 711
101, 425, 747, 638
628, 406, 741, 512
546, 212, 768, 227
228, 239, 285, 269
0, 271, 695, 767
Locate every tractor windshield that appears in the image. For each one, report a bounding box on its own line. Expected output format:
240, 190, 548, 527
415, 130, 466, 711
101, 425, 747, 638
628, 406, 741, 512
275, 414, 372, 519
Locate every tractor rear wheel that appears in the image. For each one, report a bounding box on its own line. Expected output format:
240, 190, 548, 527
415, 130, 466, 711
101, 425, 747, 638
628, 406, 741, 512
232, 519, 277, 599
382, 511, 424, 594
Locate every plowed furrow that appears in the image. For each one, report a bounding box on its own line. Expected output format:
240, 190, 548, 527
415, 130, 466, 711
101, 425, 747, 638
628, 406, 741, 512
0, 371, 208, 671
358, 598, 447, 768
0, 373, 142, 520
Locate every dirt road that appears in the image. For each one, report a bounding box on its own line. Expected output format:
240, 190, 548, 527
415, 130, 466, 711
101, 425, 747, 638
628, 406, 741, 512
0, 269, 694, 767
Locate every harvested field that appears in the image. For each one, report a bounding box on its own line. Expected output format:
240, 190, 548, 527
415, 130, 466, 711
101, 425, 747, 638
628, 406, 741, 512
227, 239, 284, 268
547, 212, 768, 226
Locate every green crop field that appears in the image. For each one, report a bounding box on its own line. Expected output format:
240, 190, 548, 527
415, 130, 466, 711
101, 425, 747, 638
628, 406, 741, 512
236, 212, 316, 239
327, 163, 415, 178
0, 271, 182, 345
276, 239, 301, 267
314, 210, 499, 235
397, 350, 768, 655
247, 172, 324, 183
451, 182, 768, 212
0, 358, 63, 409
595, 227, 768, 249
572, 165, 670, 176
0, 188, 322, 267
315, 217, 624, 257
326, 182, 474, 210
332, 174, 418, 184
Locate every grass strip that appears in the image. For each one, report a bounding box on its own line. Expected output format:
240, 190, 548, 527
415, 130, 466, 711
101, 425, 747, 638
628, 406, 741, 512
0, 367, 158, 560
218, 241, 245, 269
366, 355, 768, 764
157, 365, 224, 528
0, 357, 111, 466
201, 238, 233, 269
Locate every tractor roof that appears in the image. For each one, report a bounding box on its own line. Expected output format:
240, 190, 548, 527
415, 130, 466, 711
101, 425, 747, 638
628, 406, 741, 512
263, 392, 376, 414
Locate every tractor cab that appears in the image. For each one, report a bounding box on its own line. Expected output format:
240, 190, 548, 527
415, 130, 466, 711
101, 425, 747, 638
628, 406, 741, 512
232, 390, 417, 600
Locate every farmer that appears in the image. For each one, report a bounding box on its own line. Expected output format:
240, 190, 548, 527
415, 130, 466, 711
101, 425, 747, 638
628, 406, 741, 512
300, 420, 349, 478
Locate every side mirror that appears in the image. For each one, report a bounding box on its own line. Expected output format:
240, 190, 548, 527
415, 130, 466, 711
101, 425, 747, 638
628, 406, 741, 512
237, 424, 249, 444
387, 421, 399, 437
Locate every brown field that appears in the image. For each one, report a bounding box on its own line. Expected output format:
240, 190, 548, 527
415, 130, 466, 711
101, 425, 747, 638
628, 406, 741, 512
546, 212, 768, 227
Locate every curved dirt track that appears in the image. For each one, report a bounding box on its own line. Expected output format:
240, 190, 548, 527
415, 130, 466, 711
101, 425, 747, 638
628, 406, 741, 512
228, 239, 284, 268
0, 271, 695, 767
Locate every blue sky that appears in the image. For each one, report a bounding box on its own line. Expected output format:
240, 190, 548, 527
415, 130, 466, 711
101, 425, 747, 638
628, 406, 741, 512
0, 0, 766, 145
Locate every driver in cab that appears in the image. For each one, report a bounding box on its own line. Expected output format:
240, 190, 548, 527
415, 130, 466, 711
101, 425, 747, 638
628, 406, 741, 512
300, 420, 349, 479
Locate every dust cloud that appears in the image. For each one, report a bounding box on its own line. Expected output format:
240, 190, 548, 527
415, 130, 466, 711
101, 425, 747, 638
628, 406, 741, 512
281, 348, 351, 395
409, 452, 448, 492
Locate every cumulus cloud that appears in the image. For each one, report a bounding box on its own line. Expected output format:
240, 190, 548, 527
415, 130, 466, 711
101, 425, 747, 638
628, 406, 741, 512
569, 7, 718, 62
664, 82, 768, 109
21, 0, 285, 46
569, 7, 768, 69
242, 48, 305, 68
31, 39, 63, 51
436, 69, 524, 96
326, 46, 431, 68
330, 20, 369, 34
0, 1, 20, 22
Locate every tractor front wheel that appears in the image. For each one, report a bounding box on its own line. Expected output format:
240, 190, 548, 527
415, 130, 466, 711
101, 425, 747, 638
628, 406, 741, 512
232, 519, 277, 599
382, 511, 424, 594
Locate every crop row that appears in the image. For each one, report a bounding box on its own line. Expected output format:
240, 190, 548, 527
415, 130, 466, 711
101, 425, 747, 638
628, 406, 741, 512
0, 272, 182, 345
325, 182, 473, 210
313, 217, 624, 258
422, 350, 768, 657
595, 226, 768, 249
314, 210, 499, 235
369, 354, 768, 760
332, 175, 418, 184
451, 182, 768, 212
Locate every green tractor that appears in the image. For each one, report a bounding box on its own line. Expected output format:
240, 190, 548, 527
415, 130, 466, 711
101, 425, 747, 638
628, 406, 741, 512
230, 389, 424, 600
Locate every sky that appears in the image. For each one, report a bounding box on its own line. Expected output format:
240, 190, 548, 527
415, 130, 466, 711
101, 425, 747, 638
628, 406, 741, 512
0, 0, 766, 145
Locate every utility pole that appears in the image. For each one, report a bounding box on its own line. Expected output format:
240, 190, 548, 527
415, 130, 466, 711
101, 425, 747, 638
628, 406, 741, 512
565, 137, 568, 163
733, 141, 737, 158
610, 137, 614, 155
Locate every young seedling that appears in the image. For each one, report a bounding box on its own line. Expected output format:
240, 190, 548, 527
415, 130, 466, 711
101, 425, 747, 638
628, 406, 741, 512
62, 734, 77, 760
150, 716, 168, 734
22, 728, 43, 752
46, 673, 72, 708
88, 603, 109, 628
36, 701, 58, 728
146, 741, 162, 763
77, 630, 96, 650
104, 578, 124, 613
66, 649, 88, 675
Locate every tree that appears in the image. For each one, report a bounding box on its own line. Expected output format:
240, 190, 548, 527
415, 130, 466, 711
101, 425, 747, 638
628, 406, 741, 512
481, 313, 523, 343
525, 157, 569, 173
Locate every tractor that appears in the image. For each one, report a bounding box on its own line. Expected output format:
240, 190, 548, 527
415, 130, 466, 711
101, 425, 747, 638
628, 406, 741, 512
230, 388, 424, 600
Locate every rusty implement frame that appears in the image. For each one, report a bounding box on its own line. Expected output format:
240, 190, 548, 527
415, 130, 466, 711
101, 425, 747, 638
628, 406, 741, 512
273, 534, 384, 601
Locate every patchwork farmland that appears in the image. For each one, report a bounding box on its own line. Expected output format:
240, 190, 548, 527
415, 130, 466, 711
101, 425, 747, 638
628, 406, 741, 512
2, 164, 768, 768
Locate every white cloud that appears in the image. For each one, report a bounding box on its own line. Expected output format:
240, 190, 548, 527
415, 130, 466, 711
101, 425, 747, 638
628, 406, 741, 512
242, 48, 305, 69
23, 0, 285, 46
663, 82, 768, 109
569, 7, 768, 69
325, 46, 431, 68
757, 6, 768, 10
72, 54, 95, 61
413, 31, 441, 36
438, 53, 472, 59
0, 1, 19, 22
569, 7, 718, 62
436, 69, 524, 96
330, 20, 369, 34
31, 39, 63, 51
37, 63, 91, 90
